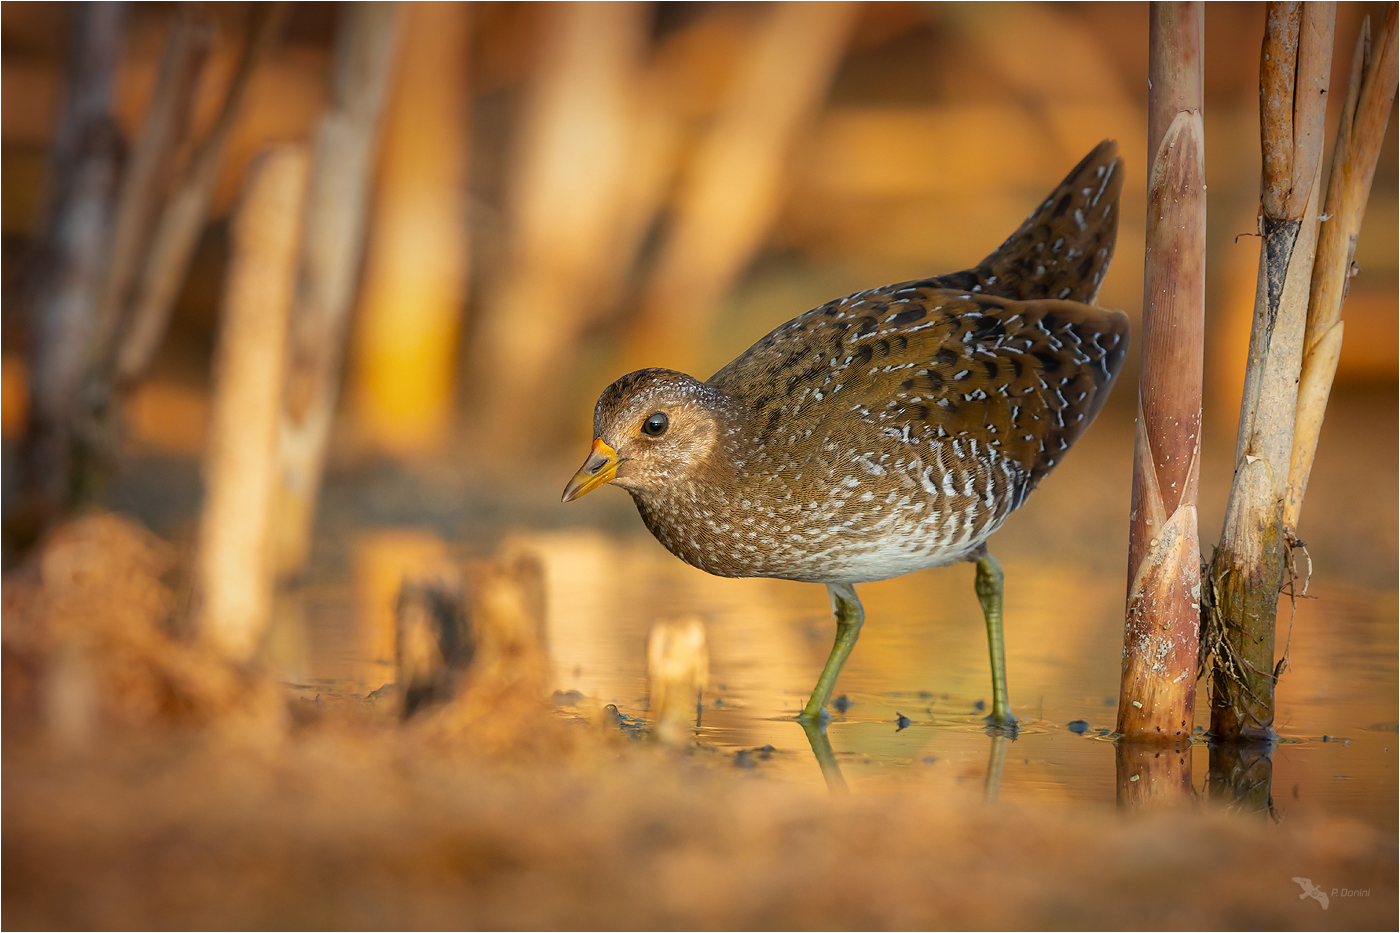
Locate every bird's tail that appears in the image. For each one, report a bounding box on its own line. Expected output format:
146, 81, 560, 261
929, 140, 1125, 305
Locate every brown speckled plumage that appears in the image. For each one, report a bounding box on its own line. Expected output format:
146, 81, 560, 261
569, 141, 1129, 587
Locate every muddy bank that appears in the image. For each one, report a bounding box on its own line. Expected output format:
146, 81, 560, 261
8, 732, 1396, 930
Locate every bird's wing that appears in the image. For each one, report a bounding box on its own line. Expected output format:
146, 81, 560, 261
709, 284, 1129, 491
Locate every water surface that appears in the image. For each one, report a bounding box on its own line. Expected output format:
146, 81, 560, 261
284, 524, 1397, 831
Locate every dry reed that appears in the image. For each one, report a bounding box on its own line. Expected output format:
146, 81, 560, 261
1206, 2, 1334, 742
276, 2, 402, 573
194, 145, 309, 662
22, 3, 126, 524
1284, 8, 1399, 531
114, 3, 290, 385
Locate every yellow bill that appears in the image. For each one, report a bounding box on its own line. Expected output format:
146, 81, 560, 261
561, 438, 620, 502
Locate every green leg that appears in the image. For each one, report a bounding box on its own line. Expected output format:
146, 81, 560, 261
797, 718, 849, 795
798, 583, 864, 723
974, 551, 1017, 728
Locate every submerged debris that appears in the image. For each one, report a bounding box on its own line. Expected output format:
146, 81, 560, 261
396, 580, 473, 718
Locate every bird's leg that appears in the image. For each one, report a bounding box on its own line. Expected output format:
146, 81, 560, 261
974, 550, 1017, 728
798, 583, 864, 723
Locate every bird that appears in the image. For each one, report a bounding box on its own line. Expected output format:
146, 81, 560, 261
563, 140, 1129, 728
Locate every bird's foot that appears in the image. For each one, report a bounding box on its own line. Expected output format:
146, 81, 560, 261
983, 710, 1020, 738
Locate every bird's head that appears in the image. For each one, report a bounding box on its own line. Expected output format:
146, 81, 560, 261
562, 368, 730, 502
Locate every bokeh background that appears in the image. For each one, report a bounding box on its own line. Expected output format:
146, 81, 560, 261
2, 4, 1397, 926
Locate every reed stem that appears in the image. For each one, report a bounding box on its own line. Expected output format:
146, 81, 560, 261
195, 146, 309, 662
1117, 2, 1205, 745
1206, 2, 1334, 743
276, 2, 402, 574
114, 3, 290, 386
23, 2, 125, 526
1284, 9, 1399, 532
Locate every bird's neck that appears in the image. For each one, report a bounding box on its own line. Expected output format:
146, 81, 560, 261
624, 395, 768, 578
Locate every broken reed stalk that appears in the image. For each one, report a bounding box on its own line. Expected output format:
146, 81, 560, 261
1206, 2, 1334, 743
622, 1, 858, 375
23, 2, 126, 525
1117, 1, 1205, 744
416, 553, 551, 743
276, 2, 402, 574
647, 617, 709, 747
195, 145, 309, 662
114, 2, 290, 385
1285, 8, 1399, 531
396, 579, 472, 718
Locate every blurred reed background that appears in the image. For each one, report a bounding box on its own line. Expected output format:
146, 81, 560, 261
1, 2, 1394, 683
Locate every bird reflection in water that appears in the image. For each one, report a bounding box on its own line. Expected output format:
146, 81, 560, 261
795, 717, 1011, 800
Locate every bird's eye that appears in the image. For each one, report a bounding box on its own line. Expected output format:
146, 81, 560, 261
641, 412, 669, 437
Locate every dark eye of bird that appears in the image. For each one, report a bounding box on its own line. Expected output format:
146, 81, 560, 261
641, 412, 669, 437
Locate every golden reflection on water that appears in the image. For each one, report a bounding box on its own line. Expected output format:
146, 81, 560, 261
286, 525, 1397, 829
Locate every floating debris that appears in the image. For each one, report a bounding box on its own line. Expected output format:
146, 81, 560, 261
1067, 720, 1090, 734
895, 713, 911, 731
606, 704, 647, 739
831, 695, 851, 714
